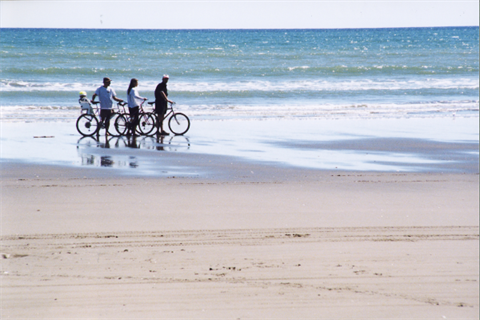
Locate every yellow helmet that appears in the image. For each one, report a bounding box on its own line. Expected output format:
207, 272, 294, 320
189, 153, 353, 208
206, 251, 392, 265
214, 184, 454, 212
79, 91, 87, 96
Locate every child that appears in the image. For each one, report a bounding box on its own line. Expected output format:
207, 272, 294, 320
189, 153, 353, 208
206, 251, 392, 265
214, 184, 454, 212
78, 91, 94, 115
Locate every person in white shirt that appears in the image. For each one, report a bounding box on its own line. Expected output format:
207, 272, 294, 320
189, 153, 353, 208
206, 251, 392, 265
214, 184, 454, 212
91, 77, 123, 135
127, 78, 147, 136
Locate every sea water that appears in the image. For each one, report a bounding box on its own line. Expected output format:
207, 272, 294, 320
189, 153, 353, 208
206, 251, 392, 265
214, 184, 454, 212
1, 27, 478, 122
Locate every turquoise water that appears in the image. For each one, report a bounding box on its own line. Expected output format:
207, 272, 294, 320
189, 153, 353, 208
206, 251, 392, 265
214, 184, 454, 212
1, 27, 478, 121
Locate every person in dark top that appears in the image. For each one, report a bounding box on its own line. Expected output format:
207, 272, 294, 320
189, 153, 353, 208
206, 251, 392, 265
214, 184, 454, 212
154, 74, 174, 135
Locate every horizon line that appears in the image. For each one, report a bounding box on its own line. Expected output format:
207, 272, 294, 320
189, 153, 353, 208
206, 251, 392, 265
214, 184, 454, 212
1, 25, 478, 31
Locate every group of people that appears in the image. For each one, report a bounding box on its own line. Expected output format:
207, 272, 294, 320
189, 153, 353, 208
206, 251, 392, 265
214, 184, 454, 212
89, 75, 174, 136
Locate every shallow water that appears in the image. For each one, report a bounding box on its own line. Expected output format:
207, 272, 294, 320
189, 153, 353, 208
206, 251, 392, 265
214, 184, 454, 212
1, 118, 478, 176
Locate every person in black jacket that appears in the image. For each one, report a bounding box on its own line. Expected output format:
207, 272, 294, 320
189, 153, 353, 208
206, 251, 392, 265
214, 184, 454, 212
154, 75, 174, 135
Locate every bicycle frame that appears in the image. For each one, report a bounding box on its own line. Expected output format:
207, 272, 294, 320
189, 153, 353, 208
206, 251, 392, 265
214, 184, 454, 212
146, 101, 175, 117
145, 101, 190, 135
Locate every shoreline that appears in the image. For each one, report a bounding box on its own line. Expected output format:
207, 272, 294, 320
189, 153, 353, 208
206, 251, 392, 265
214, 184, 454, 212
1, 117, 479, 177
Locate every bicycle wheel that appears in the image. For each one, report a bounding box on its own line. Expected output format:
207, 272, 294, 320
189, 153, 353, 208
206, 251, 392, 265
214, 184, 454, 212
137, 113, 156, 135
76, 114, 99, 136
168, 113, 190, 135
114, 114, 129, 136
108, 112, 122, 137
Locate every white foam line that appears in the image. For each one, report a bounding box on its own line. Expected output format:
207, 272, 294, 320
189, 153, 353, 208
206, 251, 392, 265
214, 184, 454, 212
1, 78, 478, 92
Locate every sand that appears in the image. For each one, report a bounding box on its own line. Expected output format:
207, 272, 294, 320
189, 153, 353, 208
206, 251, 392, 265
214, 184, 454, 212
1, 162, 479, 319
1, 226, 478, 319
1, 118, 479, 318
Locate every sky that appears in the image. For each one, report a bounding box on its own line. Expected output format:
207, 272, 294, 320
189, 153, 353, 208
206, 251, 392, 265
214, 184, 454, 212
1, 0, 479, 29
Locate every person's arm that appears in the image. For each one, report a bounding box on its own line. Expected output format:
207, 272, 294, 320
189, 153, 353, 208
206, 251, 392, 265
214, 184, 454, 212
113, 95, 124, 103
160, 91, 173, 104
133, 89, 147, 101
91, 93, 97, 102
111, 89, 123, 103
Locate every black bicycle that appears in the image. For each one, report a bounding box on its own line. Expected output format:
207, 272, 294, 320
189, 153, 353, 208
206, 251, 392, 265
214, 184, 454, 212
147, 101, 190, 135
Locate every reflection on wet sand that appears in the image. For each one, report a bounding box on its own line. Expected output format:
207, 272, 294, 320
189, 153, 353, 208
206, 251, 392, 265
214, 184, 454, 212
156, 135, 165, 151
100, 156, 113, 167
76, 134, 191, 169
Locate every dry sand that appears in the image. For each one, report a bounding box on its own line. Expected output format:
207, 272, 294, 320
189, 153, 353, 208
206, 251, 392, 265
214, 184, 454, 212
1, 160, 479, 319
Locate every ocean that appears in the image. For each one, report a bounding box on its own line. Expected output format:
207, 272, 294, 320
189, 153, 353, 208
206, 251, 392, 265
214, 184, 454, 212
0, 27, 478, 122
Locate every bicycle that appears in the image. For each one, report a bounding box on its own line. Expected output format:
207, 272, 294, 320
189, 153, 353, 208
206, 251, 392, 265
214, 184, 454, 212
76, 100, 124, 137
147, 101, 190, 135
114, 100, 156, 136
76, 101, 115, 137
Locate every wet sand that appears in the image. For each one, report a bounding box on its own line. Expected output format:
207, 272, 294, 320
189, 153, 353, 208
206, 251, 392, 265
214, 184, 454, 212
2, 117, 479, 175
1, 118, 479, 318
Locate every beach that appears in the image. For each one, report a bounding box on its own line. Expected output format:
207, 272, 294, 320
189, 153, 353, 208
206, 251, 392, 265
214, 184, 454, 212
1, 118, 479, 319
1, 27, 479, 318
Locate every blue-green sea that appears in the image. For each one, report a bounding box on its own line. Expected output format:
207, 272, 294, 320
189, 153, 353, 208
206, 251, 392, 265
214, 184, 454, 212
1, 27, 478, 121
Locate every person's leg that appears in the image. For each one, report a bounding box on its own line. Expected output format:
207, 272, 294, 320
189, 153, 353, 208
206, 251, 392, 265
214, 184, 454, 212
155, 112, 161, 134
99, 109, 105, 127
103, 109, 112, 134
99, 109, 107, 134
159, 105, 169, 135
129, 106, 139, 135
160, 111, 166, 133
156, 103, 169, 134
155, 109, 165, 134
